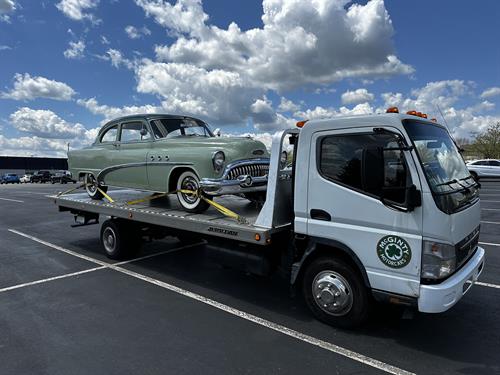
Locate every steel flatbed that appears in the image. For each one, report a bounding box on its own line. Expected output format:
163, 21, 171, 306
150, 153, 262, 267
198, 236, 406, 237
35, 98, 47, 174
52, 189, 289, 245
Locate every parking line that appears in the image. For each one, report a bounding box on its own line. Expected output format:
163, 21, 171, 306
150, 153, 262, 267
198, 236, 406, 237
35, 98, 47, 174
476, 281, 500, 289
479, 200, 500, 203
479, 241, 500, 247
481, 208, 500, 211
480, 221, 500, 225
7, 229, 414, 375
0, 197, 24, 203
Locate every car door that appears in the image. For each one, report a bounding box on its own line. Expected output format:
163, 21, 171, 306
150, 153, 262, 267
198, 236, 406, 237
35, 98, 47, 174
487, 160, 500, 176
108, 121, 151, 189
306, 126, 423, 298
146, 118, 174, 192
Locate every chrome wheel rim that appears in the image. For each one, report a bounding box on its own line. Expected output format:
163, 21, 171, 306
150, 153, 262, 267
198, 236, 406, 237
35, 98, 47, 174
102, 227, 116, 253
181, 176, 199, 205
312, 270, 353, 316
85, 174, 98, 195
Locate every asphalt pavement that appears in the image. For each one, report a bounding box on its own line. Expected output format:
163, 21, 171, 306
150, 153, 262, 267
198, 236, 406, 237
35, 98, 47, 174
0, 181, 499, 375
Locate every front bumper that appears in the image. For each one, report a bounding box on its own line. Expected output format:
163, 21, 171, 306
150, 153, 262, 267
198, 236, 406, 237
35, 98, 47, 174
418, 246, 485, 313
200, 158, 269, 196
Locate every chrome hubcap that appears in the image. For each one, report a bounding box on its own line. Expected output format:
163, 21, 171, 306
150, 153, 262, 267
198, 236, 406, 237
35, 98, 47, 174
181, 176, 199, 204
103, 227, 116, 253
86, 174, 97, 194
312, 271, 353, 316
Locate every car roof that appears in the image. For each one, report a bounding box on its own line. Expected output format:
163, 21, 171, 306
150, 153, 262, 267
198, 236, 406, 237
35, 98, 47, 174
102, 114, 204, 128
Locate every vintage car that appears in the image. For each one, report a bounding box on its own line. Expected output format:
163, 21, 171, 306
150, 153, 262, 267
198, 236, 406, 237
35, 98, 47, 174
68, 114, 270, 212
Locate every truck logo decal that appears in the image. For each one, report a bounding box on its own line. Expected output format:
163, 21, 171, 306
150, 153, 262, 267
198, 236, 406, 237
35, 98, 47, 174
377, 235, 411, 268
208, 227, 238, 236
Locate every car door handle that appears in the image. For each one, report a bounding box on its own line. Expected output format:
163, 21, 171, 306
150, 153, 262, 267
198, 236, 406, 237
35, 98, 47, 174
310, 209, 331, 221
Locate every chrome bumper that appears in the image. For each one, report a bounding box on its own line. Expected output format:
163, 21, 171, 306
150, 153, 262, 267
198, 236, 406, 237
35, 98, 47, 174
200, 158, 269, 196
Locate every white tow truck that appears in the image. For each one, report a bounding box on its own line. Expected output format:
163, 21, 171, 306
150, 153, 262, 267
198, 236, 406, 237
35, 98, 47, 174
53, 108, 485, 328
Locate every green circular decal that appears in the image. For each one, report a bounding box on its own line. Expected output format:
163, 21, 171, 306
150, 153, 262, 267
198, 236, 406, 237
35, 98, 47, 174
377, 235, 412, 269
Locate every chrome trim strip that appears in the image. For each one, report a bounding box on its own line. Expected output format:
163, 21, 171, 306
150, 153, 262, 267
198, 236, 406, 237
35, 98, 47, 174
96, 161, 193, 184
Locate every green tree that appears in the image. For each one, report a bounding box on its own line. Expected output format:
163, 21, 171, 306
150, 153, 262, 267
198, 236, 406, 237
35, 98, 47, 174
471, 122, 500, 159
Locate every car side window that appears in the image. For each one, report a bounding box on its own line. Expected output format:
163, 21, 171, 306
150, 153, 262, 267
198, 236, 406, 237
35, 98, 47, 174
120, 121, 151, 143
100, 125, 118, 143
150, 121, 165, 139
488, 160, 500, 166
474, 161, 488, 166
319, 133, 409, 204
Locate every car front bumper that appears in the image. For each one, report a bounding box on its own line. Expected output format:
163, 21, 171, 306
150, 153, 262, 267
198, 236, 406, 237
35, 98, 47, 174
418, 246, 485, 313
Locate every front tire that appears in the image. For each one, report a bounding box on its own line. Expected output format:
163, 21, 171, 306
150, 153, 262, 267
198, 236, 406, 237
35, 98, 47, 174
85, 173, 108, 200
302, 257, 371, 329
176, 170, 209, 213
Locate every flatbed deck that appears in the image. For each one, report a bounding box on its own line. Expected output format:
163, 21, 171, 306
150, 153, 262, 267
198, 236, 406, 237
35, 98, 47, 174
52, 189, 286, 244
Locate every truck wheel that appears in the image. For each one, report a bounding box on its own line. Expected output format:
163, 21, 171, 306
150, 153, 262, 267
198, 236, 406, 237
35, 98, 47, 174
176, 170, 209, 213
85, 173, 108, 200
302, 257, 371, 329
100, 219, 141, 260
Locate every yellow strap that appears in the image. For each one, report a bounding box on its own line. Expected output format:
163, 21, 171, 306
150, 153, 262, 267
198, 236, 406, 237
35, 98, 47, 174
56, 183, 86, 197
97, 186, 114, 203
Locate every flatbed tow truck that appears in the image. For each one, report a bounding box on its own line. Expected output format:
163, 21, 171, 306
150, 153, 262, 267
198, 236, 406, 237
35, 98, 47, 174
53, 109, 485, 328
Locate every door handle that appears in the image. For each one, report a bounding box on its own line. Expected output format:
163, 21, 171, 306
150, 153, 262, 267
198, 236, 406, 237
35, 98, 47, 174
310, 209, 331, 221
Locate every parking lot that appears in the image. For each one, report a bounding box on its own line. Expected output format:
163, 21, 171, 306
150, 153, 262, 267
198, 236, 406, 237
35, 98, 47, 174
0, 182, 499, 375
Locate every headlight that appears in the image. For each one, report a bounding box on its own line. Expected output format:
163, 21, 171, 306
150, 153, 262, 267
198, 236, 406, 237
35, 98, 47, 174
421, 240, 456, 280
212, 151, 225, 171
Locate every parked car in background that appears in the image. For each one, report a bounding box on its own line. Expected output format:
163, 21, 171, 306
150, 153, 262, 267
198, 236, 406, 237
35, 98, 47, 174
51, 171, 76, 184
68, 114, 270, 212
31, 170, 52, 183
20, 173, 33, 183
466, 159, 500, 180
0, 173, 20, 184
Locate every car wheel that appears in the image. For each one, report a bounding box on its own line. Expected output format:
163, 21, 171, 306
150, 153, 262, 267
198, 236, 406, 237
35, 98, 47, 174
302, 257, 371, 329
84, 173, 107, 200
176, 170, 210, 213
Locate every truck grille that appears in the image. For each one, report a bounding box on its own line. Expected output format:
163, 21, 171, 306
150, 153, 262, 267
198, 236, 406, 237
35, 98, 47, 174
455, 225, 480, 268
226, 164, 269, 180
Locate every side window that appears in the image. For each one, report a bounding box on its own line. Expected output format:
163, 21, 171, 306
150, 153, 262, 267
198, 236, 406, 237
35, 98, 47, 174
488, 160, 500, 166
150, 121, 165, 139
100, 125, 118, 143
120, 121, 150, 143
319, 133, 409, 204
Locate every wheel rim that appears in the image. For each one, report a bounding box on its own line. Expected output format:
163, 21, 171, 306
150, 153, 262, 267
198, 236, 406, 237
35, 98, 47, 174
312, 270, 353, 316
102, 227, 116, 253
179, 175, 201, 206
85, 174, 98, 196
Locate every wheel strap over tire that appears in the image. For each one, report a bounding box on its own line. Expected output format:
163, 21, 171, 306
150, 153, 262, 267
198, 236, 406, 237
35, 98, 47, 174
56, 183, 114, 204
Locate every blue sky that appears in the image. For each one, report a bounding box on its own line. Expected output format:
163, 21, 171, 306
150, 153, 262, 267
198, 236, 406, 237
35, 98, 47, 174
0, 0, 499, 156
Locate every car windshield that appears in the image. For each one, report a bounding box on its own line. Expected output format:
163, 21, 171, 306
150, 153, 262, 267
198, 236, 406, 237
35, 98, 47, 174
403, 119, 479, 213
151, 118, 213, 138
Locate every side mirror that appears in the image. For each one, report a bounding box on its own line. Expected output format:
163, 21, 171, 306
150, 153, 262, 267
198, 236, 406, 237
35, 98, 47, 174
405, 184, 422, 211
140, 127, 148, 137
214, 128, 221, 137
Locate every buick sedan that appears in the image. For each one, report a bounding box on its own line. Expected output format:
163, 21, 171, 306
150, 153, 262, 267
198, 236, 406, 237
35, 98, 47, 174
68, 114, 270, 212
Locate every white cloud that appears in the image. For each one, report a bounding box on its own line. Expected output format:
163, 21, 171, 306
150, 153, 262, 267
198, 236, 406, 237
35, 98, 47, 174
1, 73, 75, 101
100, 35, 110, 45
77, 97, 160, 122
278, 97, 300, 113
99, 48, 134, 69
0, 45, 11, 51
0, 0, 15, 22
56, 0, 100, 23
481, 87, 500, 99
63, 40, 85, 59
341, 88, 374, 105
125, 25, 151, 39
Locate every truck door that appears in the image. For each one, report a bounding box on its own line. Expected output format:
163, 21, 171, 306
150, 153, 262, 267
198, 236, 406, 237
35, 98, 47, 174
307, 126, 423, 298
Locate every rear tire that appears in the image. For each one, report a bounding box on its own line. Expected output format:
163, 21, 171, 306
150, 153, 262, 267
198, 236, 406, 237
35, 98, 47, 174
176, 170, 209, 213
302, 257, 371, 329
85, 173, 108, 200
100, 219, 141, 260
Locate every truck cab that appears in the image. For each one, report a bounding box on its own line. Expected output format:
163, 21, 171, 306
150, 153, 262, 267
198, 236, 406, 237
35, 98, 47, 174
292, 110, 484, 326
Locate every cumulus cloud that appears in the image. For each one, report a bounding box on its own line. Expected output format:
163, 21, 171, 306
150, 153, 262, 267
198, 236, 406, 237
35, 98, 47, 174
100, 35, 110, 45
10, 107, 87, 139
1, 73, 75, 101
99, 49, 135, 69
63, 40, 85, 59
278, 97, 301, 113
341, 88, 374, 105
77, 97, 160, 122
125, 25, 151, 39
0, 0, 15, 22
481, 87, 500, 99
56, 0, 100, 23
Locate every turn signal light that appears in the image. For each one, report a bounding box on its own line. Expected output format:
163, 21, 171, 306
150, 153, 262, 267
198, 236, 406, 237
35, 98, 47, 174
386, 107, 399, 113
407, 110, 418, 116
296, 120, 308, 128
422, 113, 428, 118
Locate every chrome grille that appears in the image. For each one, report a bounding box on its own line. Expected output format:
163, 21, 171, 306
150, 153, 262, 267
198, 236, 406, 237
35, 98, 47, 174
455, 225, 480, 268
226, 164, 269, 180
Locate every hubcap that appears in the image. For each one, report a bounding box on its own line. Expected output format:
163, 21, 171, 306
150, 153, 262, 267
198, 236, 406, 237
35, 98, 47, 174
103, 227, 116, 253
86, 174, 97, 194
312, 271, 353, 316
181, 176, 199, 204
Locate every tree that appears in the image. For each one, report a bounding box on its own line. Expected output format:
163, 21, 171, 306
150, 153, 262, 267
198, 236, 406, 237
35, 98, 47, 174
471, 122, 500, 159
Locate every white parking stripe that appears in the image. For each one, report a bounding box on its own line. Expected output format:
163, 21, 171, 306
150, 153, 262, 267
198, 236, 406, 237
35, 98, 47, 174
479, 200, 500, 203
479, 241, 500, 247
481, 208, 500, 211
8, 229, 414, 375
0, 197, 24, 203
480, 221, 500, 225
476, 281, 500, 289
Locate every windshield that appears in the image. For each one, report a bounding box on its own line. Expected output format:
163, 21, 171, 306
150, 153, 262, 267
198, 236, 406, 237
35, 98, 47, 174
151, 118, 213, 139
403, 120, 479, 213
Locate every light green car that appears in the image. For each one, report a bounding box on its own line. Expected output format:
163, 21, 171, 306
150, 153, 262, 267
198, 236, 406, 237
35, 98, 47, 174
68, 114, 270, 212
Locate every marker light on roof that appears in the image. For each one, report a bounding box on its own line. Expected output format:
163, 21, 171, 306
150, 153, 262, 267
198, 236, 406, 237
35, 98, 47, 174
386, 107, 399, 113
296, 120, 308, 128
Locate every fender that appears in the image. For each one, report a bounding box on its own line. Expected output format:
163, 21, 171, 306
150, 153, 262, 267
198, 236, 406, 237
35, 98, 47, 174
290, 236, 371, 288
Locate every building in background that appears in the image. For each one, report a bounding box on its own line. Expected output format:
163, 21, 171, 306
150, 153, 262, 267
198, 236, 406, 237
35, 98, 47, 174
0, 156, 68, 176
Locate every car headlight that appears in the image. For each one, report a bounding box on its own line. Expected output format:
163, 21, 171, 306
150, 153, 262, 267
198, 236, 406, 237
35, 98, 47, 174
421, 240, 456, 280
212, 151, 225, 171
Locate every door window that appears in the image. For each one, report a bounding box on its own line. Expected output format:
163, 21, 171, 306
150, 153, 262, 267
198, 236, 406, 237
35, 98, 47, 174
319, 133, 409, 204
120, 122, 150, 142
488, 160, 500, 166
100, 125, 118, 143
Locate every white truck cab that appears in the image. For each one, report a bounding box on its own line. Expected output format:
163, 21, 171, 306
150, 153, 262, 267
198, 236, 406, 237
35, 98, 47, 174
292, 110, 484, 325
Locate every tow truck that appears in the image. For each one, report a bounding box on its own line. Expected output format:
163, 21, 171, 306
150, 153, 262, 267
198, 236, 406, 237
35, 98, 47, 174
53, 108, 485, 328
